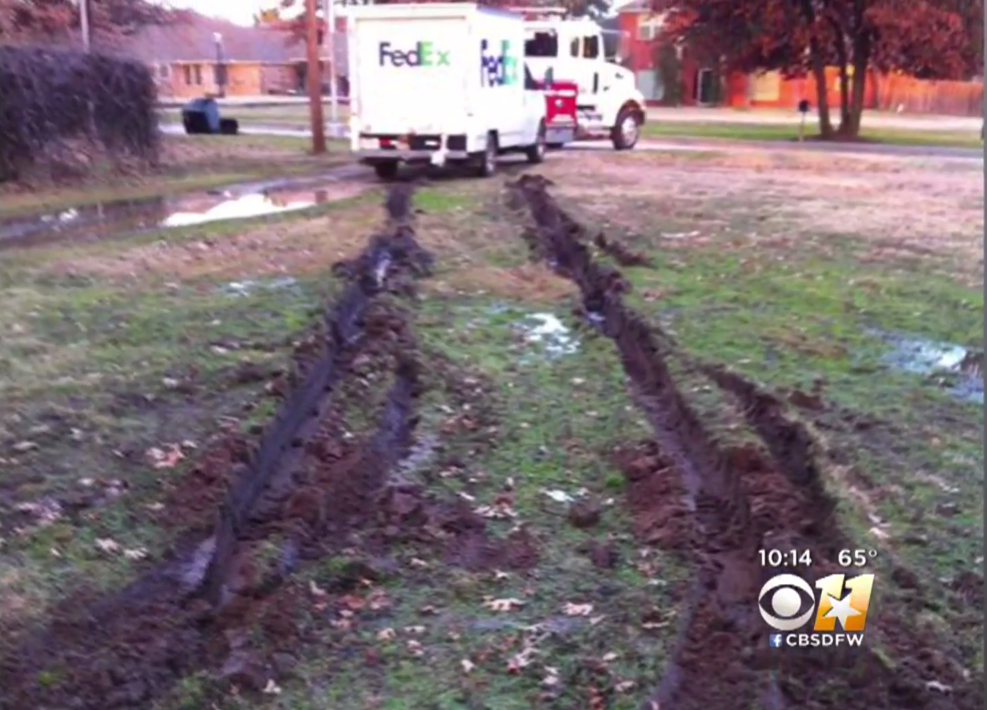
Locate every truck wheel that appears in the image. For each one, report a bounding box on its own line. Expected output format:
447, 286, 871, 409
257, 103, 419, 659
611, 107, 641, 150
373, 161, 399, 181
474, 133, 497, 178
525, 121, 547, 164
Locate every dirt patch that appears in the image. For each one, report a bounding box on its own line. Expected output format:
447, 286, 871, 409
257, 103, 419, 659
543, 151, 983, 270
428, 262, 578, 301
505, 173, 982, 710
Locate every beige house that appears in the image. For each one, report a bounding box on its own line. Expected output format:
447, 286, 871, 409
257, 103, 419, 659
117, 14, 306, 99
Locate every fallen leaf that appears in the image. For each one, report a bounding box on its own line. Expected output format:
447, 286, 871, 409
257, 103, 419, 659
410, 557, 429, 568
262, 679, 281, 695
404, 625, 426, 635
377, 628, 396, 641
146, 502, 165, 512
461, 658, 476, 674
406, 639, 423, 656
124, 548, 148, 561
615, 680, 636, 693
12, 441, 38, 453
50, 547, 62, 557
309, 580, 327, 597
494, 570, 510, 580
926, 680, 952, 694
95, 538, 120, 554
602, 652, 618, 662
562, 602, 594, 616
78, 478, 95, 487
146, 444, 185, 470
485, 597, 525, 612
339, 594, 365, 611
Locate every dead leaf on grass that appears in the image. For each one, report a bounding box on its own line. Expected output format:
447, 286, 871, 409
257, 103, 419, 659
95, 538, 120, 554
484, 597, 525, 612
123, 547, 148, 561
11, 441, 38, 453
461, 658, 476, 674
562, 602, 594, 616
262, 679, 282, 695
377, 628, 396, 641
146, 444, 185, 469
309, 580, 327, 597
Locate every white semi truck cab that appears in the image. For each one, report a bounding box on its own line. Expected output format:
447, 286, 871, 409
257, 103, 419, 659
519, 7, 646, 149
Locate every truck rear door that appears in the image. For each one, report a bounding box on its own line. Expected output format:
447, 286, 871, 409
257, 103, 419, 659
351, 15, 469, 136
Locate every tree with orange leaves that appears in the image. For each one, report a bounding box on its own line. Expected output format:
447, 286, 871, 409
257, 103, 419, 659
653, 0, 983, 138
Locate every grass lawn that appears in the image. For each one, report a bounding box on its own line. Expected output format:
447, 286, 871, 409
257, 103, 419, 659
159, 104, 981, 149
0, 134, 351, 220
0, 146, 982, 709
641, 119, 983, 148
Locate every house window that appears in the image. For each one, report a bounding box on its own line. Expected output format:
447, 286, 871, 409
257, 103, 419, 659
637, 24, 656, 41
570, 38, 580, 57
183, 64, 204, 86
156, 63, 170, 80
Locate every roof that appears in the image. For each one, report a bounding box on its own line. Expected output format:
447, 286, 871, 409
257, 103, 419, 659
116, 13, 298, 64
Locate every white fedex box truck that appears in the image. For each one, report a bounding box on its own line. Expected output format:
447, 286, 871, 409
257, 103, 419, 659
346, 3, 548, 179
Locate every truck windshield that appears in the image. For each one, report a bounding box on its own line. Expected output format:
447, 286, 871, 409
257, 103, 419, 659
524, 31, 558, 57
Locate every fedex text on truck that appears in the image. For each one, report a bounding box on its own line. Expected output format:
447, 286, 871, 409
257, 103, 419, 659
378, 41, 451, 67
480, 39, 519, 87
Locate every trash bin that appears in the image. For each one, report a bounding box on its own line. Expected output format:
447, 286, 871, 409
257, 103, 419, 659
181, 97, 221, 135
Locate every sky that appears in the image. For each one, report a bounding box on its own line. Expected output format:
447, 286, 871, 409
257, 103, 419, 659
161, 0, 272, 27
157, 0, 634, 27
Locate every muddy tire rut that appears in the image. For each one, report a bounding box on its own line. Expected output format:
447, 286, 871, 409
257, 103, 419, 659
506, 174, 981, 710
0, 185, 440, 710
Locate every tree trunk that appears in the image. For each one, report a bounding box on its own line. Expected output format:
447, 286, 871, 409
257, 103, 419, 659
828, 19, 852, 134
798, 0, 834, 137
845, 33, 871, 136
807, 39, 834, 137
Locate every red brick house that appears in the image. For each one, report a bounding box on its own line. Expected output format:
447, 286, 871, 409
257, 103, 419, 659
615, 1, 720, 106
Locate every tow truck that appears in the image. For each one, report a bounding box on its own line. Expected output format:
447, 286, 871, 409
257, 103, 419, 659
515, 6, 647, 150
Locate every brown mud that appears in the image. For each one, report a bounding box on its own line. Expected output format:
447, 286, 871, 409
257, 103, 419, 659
506, 174, 982, 710
0, 185, 526, 710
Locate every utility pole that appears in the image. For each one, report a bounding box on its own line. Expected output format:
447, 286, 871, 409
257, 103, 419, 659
79, 0, 91, 52
323, 0, 340, 134
305, 0, 327, 154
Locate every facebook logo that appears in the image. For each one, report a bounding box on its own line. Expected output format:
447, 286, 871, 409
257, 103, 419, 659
769, 634, 784, 649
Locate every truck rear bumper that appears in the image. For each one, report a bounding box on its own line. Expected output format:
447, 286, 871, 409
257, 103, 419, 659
357, 149, 470, 163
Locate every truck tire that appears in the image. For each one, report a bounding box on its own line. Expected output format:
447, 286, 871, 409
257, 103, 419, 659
373, 161, 399, 181
611, 106, 641, 150
525, 121, 547, 164
473, 133, 497, 178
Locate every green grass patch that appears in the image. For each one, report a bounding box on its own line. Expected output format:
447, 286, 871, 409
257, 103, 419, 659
641, 120, 983, 149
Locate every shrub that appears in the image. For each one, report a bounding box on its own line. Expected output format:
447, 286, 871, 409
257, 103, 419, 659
0, 45, 159, 182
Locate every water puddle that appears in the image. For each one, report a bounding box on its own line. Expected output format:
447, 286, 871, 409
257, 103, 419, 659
872, 331, 983, 404
218, 276, 301, 298
161, 191, 318, 228
0, 173, 367, 251
516, 312, 580, 359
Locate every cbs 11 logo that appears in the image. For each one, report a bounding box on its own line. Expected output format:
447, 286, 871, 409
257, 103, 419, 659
759, 572, 875, 634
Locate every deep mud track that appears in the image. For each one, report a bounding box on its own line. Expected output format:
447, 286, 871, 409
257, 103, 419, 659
506, 175, 982, 710
0, 185, 446, 710
2, 177, 982, 710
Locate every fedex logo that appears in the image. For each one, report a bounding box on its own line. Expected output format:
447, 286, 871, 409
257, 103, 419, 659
480, 39, 518, 87
378, 41, 450, 67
